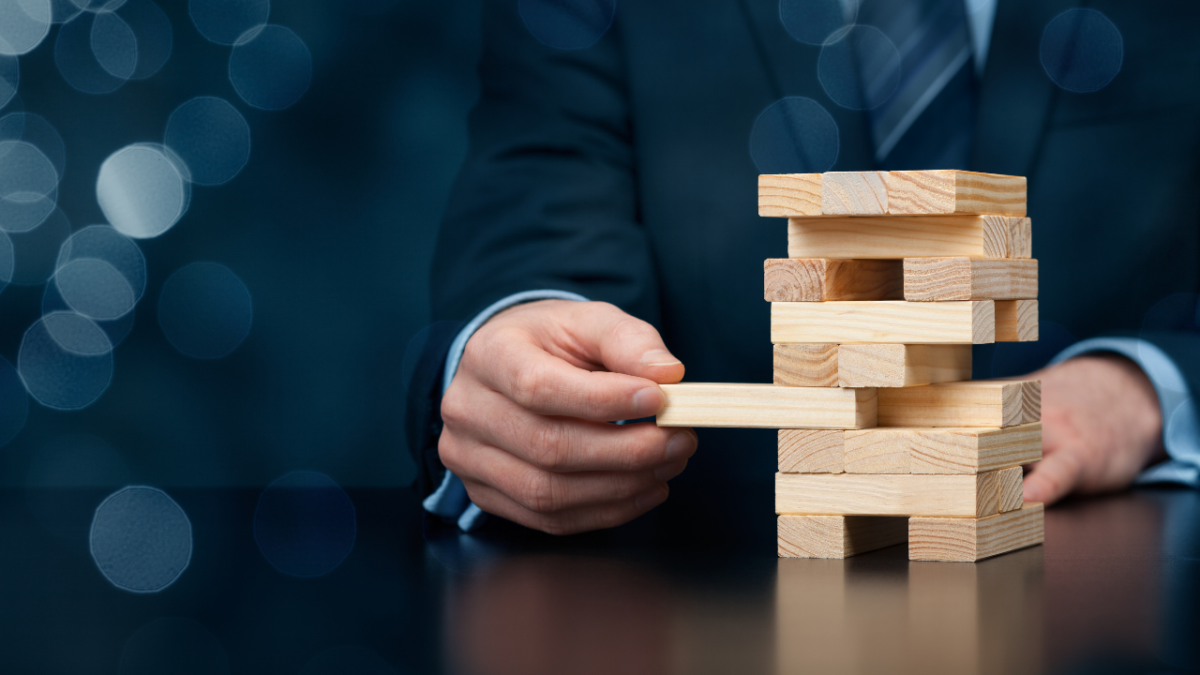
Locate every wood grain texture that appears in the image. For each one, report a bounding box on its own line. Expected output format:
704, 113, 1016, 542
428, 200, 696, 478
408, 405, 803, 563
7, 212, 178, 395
996, 467, 1025, 513
759, 173, 822, 217
779, 429, 844, 472
837, 344, 972, 387
822, 171, 888, 215
1021, 381, 1042, 423
764, 258, 903, 302
842, 423, 1041, 474
908, 503, 1044, 562
975, 468, 1022, 517
878, 380, 1037, 428
885, 170, 1026, 216
843, 430, 910, 473
1008, 217, 1033, 258
771, 301, 995, 344
778, 515, 907, 558
903, 257, 1039, 301
657, 383, 877, 429
995, 299, 1039, 342
775, 472, 1009, 517
774, 344, 840, 387
787, 216, 1016, 259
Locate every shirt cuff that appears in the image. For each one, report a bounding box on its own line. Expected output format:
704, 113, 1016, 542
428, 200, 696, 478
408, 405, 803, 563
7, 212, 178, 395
423, 289, 590, 531
1050, 337, 1200, 488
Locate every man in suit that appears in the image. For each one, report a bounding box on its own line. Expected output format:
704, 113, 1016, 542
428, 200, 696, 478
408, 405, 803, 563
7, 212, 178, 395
407, 0, 1200, 535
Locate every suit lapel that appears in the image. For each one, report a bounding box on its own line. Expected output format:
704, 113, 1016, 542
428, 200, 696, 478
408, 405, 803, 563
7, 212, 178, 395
973, 0, 1081, 177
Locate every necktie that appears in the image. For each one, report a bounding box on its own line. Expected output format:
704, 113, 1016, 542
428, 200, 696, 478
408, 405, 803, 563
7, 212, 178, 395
857, 0, 977, 170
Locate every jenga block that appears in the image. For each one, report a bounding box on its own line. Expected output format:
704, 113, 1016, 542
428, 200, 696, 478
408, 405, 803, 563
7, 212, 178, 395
1008, 216, 1032, 258
878, 380, 1038, 428
995, 299, 1038, 341
885, 170, 1026, 216
996, 467, 1025, 513
775, 468, 1017, 517
821, 171, 888, 215
759, 173, 822, 217
903, 257, 1038, 301
764, 259, 903, 302
771, 301, 995, 345
778, 429, 844, 473
843, 430, 909, 473
908, 503, 1044, 562
773, 344, 839, 387
837, 344, 972, 387
847, 423, 1043, 474
1020, 381, 1041, 424
787, 216, 1022, 259
778, 515, 907, 558
657, 383, 876, 429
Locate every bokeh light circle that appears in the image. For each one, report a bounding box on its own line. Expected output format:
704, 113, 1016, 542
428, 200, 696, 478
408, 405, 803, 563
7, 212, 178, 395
9, 206, 70, 284
43, 281, 137, 347
818, 25, 900, 110
0, 0, 52, 56
0, 55, 17, 110
50, 0, 84, 23
97, 143, 189, 239
517, 0, 616, 50
158, 262, 252, 359
779, 0, 856, 46
299, 646, 398, 675
120, 0, 172, 79
1040, 8, 1123, 93
119, 618, 230, 675
188, 0, 268, 46
90, 10, 138, 79
90, 486, 192, 593
56, 12, 130, 94
0, 111, 68, 180
164, 96, 250, 186
18, 311, 113, 409
58, 224, 147, 298
0, 139, 59, 233
228, 24, 311, 110
749, 96, 839, 174
0, 356, 28, 447
56, 258, 137, 320
254, 471, 356, 578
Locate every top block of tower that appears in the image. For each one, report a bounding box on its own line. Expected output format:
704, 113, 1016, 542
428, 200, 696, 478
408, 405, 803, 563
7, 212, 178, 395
759, 170, 1026, 218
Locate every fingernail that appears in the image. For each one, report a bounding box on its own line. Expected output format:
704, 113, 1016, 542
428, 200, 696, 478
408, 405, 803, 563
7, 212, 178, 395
665, 430, 697, 462
654, 459, 688, 482
632, 386, 664, 417
635, 487, 667, 511
640, 349, 682, 367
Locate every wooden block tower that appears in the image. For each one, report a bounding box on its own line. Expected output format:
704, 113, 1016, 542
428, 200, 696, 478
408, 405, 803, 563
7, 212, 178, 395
657, 170, 1045, 562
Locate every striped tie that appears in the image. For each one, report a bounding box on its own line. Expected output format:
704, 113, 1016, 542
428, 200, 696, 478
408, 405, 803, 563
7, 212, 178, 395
858, 0, 976, 170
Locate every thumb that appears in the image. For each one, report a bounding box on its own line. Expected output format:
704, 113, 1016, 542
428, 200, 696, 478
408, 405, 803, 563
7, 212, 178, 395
564, 302, 686, 384
1022, 449, 1084, 505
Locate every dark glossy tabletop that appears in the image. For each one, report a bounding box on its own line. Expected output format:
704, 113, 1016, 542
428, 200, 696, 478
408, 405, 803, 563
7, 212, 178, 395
3, 485, 1198, 675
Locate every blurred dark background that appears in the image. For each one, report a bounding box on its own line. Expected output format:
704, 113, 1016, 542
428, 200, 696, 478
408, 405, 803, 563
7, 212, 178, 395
0, 0, 483, 489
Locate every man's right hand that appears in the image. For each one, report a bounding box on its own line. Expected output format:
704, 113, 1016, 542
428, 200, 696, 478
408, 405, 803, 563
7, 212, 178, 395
439, 300, 697, 535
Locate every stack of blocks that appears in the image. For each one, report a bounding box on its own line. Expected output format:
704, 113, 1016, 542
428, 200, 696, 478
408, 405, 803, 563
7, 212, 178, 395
656, 170, 1045, 562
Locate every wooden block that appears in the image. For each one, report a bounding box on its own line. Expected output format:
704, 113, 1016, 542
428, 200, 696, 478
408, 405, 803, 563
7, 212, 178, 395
821, 171, 887, 215
778, 515, 907, 558
1020, 381, 1041, 423
878, 380, 1037, 428
764, 259, 903, 302
773, 344, 839, 387
837, 344, 972, 388
788, 216, 1018, 259
657, 383, 877, 429
975, 468, 1022, 517
778, 429, 844, 473
995, 299, 1038, 342
903, 257, 1038, 301
771, 301, 995, 345
775, 472, 1009, 517
759, 173, 822, 217
1008, 217, 1032, 258
996, 467, 1025, 513
843, 423, 1041, 474
885, 170, 1026, 216
908, 503, 1044, 562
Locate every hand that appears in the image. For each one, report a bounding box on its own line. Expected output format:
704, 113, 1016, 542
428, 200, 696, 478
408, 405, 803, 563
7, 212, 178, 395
1023, 354, 1166, 505
439, 300, 697, 535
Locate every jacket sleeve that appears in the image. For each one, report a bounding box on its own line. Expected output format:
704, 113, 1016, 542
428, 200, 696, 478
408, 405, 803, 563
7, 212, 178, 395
430, 0, 658, 324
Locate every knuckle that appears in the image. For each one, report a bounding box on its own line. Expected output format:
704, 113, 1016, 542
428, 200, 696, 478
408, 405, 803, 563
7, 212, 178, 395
528, 420, 570, 470
440, 384, 469, 428
437, 433, 463, 474
510, 363, 549, 410
517, 470, 560, 514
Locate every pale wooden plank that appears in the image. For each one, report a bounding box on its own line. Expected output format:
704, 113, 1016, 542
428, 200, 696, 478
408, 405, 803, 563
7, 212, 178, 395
773, 344, 840, 387
908, 503, 1044, 562
875, 422, 1044, 474
1008, 217, 1033, 258
764, 258, 903, 302
778, 515, 907, 558
903, 257, 1038, 301
837, 344, 972, 387
843, 430, 910, 473
788, 216, 1013, 259
775, 472, 1004, 517
821, 171, 888, 215
995, 299, 1038, 342
779, 429, 844, 473
885, 170, 1026, 216
771, 300, 995, 345
878, 380, 1035, 428
996, 467, 1025, 513
1020, 381, 1041, 423
759, 174, 822, 217
657, 383, 877, 429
